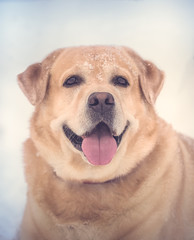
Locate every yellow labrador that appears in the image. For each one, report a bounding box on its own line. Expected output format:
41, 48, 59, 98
17, 46, 194, 240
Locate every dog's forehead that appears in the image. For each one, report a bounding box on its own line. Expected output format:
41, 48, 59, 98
51, 46, 139, 80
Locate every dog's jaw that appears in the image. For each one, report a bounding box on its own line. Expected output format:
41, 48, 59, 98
62, 121, 129, 151
45, 108, 141, 183
62, 121, 129, 166
31, 111, 157, 184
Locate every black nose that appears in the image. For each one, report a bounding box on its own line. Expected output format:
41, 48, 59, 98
88, 92, 115, 113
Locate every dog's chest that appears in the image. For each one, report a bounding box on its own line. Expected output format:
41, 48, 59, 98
31, 196, 129, 240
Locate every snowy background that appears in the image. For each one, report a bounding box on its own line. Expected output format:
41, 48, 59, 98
0, 0, 194, 239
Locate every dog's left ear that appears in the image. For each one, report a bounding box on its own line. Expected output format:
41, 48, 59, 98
17, 49, 62, 105
139, 60, 164, 105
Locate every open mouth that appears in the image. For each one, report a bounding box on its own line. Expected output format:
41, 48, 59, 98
63, 121, 129, 153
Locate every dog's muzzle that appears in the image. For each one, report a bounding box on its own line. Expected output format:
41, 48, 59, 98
63, 92, 129, 165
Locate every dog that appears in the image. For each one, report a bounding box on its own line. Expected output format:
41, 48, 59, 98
17, 46, 194, 240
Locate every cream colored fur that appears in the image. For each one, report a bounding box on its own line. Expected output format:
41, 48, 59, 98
17, 46, 194, 240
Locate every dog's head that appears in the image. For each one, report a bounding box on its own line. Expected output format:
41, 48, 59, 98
18, 46, 164, 183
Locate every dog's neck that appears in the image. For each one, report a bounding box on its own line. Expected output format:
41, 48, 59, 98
23, 123, 181, 235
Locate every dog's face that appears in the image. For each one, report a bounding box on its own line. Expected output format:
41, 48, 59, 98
18, 46, 164, 183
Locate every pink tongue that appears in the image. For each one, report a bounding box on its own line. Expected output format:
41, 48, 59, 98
82, 123, 117, 165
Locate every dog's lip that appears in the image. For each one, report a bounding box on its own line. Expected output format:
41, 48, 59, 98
62, 121, 129, 152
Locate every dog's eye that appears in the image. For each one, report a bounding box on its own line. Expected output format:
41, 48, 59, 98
63, 76, 83, 87
112, 76, 129, 87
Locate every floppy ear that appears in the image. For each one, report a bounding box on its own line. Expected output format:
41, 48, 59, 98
17, 49, 62, 105
139, 60, 164, 105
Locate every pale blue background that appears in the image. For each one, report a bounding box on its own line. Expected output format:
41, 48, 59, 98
0, 0, 194, 239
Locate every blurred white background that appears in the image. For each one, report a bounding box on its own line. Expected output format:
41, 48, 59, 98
0, 0, 193, 239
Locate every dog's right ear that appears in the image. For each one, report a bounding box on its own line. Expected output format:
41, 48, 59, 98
17, 49, 62, 105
